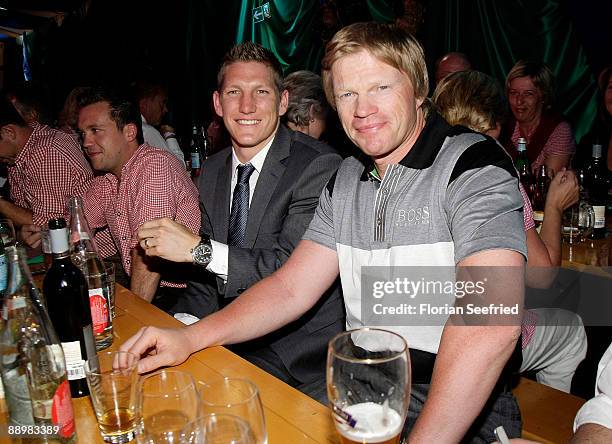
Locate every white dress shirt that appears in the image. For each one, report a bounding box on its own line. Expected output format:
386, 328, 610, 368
574, 343, 612, 431
206, 136, 275, 280
141, 115, 186, 167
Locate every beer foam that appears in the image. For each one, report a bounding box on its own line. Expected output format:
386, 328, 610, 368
336, 402, 403, 443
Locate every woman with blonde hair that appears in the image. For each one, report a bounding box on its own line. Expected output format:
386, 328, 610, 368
500, 60, 575, 173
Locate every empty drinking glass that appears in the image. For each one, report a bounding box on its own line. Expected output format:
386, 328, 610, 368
199, 378, 267, 444
137, 370, 201, 444
180, 413, 254, 444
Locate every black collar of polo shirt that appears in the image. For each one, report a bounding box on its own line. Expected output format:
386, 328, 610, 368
360, 110, 452, 182
398, 110, 451, 169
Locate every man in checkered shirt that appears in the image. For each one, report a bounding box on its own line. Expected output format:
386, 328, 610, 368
0, 97, 112, 259
75, 86, 200, 305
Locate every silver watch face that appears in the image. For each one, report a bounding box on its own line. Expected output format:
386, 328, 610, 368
193, 241, 212, 266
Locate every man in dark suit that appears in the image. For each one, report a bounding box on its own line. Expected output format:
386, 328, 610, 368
136, 42, 344, 402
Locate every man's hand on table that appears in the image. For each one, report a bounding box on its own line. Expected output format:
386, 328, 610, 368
20, 224, 41, 248
119, 325, 197, 373
137, 217, 199, 263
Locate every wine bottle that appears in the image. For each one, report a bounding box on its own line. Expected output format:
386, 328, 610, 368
43, 217, 97, 399
200, 124, 210, 162
515, 137, 533, 201
190, 125, 202, 178
1, 245, 77, 442
532, 165, 550, 213
585, 143, 608, 239
69, 196, 113, 350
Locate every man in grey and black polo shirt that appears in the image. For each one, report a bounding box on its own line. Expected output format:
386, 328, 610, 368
122, 23, 527, 442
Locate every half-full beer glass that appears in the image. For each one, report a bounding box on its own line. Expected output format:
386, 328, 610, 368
327, 328, 410, 444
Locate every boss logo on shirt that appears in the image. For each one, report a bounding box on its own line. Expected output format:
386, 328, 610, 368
396, 206, 430, 226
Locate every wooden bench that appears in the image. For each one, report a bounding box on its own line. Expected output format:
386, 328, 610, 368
514, 377, 586, 443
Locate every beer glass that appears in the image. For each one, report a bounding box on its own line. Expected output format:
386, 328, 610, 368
199, 378, 267, 444
137, 370, 201, 443
179, 414, 254, 444
562, 202, 595, 244
85, 350, 140, 443
327, 328, 410, 444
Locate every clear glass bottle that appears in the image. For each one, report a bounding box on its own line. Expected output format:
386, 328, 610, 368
69, 196, 113, 350
1, 245, 77, 442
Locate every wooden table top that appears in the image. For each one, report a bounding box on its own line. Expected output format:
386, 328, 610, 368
1, 284, 339, 444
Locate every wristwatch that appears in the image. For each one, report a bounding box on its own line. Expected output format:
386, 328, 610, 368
191, 235, 213, 267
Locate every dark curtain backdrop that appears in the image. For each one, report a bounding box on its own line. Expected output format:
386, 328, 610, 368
421, 0, 597, 141
228, 0, 598, 140
20, 0, 608, 143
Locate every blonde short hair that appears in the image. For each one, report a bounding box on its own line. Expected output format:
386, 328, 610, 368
321, 22, 428, 109
506, 60, 555, 110
433, 70, 507, 134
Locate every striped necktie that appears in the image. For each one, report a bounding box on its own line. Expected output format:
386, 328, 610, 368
228, 163, 255, 247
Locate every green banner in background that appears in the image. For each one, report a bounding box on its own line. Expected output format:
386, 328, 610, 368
236, 0, 323, 74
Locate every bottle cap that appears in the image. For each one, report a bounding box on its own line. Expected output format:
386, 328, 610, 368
48, 218, 67, 230
592, 144, 602, 159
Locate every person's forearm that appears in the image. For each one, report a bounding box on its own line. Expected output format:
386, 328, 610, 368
183, 240, 338, 354
183, 273, 306, 351
130, 248, 161, 302
539, 203, 563, 266
0, 199, 33, 226
409, 325, 521, 442
570, 423, 612, 443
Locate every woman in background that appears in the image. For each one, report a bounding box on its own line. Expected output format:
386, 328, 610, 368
501, 60, 575, 174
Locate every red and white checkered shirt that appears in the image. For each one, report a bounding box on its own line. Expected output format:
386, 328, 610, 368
511, 120, 576, 171
81, 144, 200, 285
519, 183, 536, 231
8, 124, 117, 257
9, 124, 93, 225
519, 183, 537, 348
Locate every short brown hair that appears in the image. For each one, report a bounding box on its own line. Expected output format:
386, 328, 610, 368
321, 22, 428, 109
217, 42, 284, 94
77, 86, 144, 145
433, 70, 507, 134
506, 60, 555, 110
283, 70, 329, 127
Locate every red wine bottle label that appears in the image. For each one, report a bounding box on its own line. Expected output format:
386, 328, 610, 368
52, 380, 76, 438
61, 341, 86, 380
89, 287, 109, 335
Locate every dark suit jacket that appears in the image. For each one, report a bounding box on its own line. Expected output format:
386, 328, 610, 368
173, 125, 345, 384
